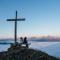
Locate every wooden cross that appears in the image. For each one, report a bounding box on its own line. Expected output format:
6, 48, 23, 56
7, 11, 25, 44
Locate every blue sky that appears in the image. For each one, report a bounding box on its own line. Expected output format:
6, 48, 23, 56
0, 0, 60, 38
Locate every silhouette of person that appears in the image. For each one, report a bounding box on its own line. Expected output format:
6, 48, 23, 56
23, 37, 27, 43
23, 37, 28, 48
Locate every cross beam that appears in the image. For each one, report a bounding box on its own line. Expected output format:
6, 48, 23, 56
7, 11, 25, 44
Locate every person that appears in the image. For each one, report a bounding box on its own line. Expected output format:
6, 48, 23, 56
23, 37, 27, 43
20, 37, 23, 44
23, 37, 28, 48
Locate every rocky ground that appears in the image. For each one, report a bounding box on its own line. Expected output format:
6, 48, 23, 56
0, 44, 59, 60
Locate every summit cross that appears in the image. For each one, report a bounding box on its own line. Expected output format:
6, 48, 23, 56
7, 11, 25, 44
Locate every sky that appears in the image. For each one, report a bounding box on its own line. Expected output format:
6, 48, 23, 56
0, 0, 60, 38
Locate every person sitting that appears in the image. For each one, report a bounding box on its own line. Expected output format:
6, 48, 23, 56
23, 37, 28, 48
20, 37, 23, 43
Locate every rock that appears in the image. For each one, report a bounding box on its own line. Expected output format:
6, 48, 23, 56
0, 44, 59, 60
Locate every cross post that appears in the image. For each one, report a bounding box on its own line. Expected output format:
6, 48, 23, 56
7, 11, 25, 44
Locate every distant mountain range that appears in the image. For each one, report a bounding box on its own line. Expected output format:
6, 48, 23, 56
0, 35, 60, 42
28, 36, 60, 42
